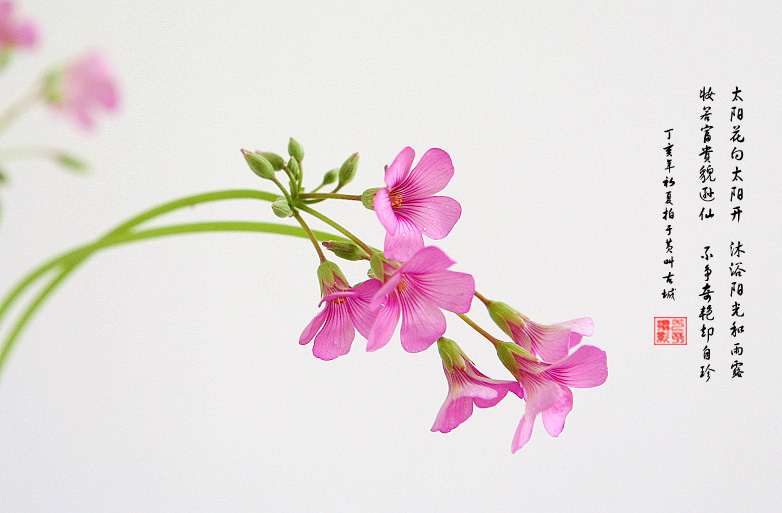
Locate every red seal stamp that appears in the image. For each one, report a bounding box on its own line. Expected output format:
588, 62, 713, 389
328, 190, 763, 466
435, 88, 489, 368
654, 317, 687, 345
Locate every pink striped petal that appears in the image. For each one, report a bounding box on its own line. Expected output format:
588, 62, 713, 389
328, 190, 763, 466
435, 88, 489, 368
409, 271, 475, 314
384, 146, 415, 189
370, 272, 402, 311
541, 386, 573, 437
397, 148, 454, 199
397, 246, 455, 276
383, 216, 424, 261
312, 304, 355, 361
373, 187, 398, 235
395, 196, 461, 240
398, 286, 446, 352
543, 345, 608, 388
366, 297, 400, 352
431, 396, 473, 433
560, 317, 595, 348
299, 308, 328, 345
512, 321, 571, 363
512, 411, 535, 453
346, 279, 382, 338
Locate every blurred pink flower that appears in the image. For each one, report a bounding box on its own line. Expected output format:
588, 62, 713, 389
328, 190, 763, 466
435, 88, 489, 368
300, 265, 381, 361
373, 147, 461, 261
53, 52, 118, 129
499, 343, 607, 452
489, 300, 594, 362
432, 338, 522, 433
0, 1, 37, 50
367, 246, 474, 353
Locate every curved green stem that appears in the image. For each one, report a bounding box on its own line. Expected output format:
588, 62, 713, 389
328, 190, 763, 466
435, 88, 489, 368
297, 204, 374, 256
0, 221, 347, 378
300, 193, 361, 201
457, 313, 501, 347
0, 82, 43, 137
291, 211, 326, 262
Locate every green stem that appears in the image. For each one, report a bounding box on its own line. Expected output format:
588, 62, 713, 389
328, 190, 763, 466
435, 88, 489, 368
300, 193, 361, 201
0, 82, 44, 137
297, 204, 374, 256
291, 211, 326, 262
457, 313, 500, 347
474, 291, 492, 307
0, 221, 347, 378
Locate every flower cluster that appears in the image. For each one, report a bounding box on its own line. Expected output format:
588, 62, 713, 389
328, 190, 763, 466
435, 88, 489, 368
244, 142, 608, 452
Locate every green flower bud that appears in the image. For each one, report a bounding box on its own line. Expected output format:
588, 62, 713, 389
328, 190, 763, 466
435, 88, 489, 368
322, 240, 369, 261
361, 187, 381, 210
316, 260, 347, 294
0, 167, 7, 184
287, 157, 300, 178
369, 252, 386, 281
487, 301, 527, 340
338, 153, 359, 186
242, 149, 275, 179
56, 153, 87, 171
436, 338, 466, 373
288, 137, 304, 162
322, 169, 338, 185
271, 198, 293, 218
258, 151, 286, 170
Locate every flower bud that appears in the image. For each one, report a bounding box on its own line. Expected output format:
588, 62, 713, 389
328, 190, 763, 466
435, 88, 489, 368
361, 187, 381, 210
288, 137, 304, 162
487, 301, 525, 340
436, 338, 466, 373
322, 240, 369, 261
258, 151, 286, 170
322, 169, 338, 185
242, 149, 275, 179
369, 252, 386, 281
56, 153, 87, 171
316, 260, 347, 293
0, 167, 7, 184
271, 198, 293, 218
338, 153, 359, 186
287, 157, 300, 178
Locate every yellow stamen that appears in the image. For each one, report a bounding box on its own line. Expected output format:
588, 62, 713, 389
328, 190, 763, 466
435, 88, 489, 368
391, 193, 403, 208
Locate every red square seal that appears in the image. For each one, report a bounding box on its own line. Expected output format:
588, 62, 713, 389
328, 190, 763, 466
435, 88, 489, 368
654, 317, 687, 345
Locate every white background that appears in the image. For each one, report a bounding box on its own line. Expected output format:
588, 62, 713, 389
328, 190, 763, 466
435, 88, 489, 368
1, 1, 780, 511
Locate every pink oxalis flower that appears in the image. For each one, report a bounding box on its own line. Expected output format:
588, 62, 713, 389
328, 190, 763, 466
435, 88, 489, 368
497, 341, 608, 453
432, 338, 522, 433
489, 300, 594, 363
0, 1, 37, 51
49, 52, 118, 129
367, 246, 475, 353
300, 261, 381, 361
373, 147, 461, 261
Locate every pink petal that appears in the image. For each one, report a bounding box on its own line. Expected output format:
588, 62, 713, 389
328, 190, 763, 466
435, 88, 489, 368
541, 386, 573, 437
373, 188, 398, 235
346, 279, 382, 338
395, 196, 461, 240
370, 271, 402, 311
366, 297, 400, 352
431, 396, 473, 433
511, 412, 535, 453
409, 271, 475, 314
473, 381, 523, 408
398, 286, 446, 352
397, 148, 454, 199
384, 146, 415, 189
397, 245, 455, 276
559, 317, 595, 348
543, 345, 608, 388
312, 303, 355, 360
299, 308, 328, 345
517, 321, 572, 363
383, 216, 424, 261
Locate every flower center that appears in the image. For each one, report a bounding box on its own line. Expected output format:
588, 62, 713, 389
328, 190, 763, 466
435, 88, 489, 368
396, 280, 407, 293
390, 193, 403, 208
332, 296, 347, 305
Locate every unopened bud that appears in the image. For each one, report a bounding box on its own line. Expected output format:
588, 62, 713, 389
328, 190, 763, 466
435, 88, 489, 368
271, 198, 293, 218
322, 240, 369, 261
0, 167, 7, 184
436, 338, 466, 373
287, 157, 300, 178
361, 187, 381, 210
316, 260, 347, 293
56, 153, 87, 171
322, 169, 338, 185
258, 151, 286, 170
338, 153, 359, 186
242, 149, 275, 179
369, 252, 385, 281
288, 137, 304, 162
487, 301, 526, 340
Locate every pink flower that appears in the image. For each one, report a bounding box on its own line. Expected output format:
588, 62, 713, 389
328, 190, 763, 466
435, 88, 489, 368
0, 1, 37, 50
431, 338, 522, 433
497, 342, 607, 452
52, 52, 118, 129
488, 300, 594, 362
300, 262, 381, 361
367, 246, 475, 353
373, 147, 461, 261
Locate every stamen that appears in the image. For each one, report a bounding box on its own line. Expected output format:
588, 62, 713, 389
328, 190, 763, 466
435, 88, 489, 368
391, 193, 403, 208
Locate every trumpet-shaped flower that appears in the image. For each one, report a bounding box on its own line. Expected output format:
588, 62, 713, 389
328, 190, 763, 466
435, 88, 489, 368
300, 262, 381, 361
432, 338, 522, 433
368, 246, 474, 353
489, 300, 593, 363
49, 52, 118, 129
497, 342, 607, 452
373, 147, 461, 261
0, 1, 37, 51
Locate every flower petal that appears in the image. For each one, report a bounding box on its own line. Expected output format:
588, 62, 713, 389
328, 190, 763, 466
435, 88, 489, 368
559, 317, 595, 348
299, 307, 328, 346
543, 345, 608, 388
384, 146, 415, 189
346, 279, 382, 338
312, 303, 355, 360
541, 386, 573, 437
366, 297, 400, 352
431, 396, 474, 434
397, 246, 455, 276
397, 148, 454, 198
383, 216, 424, 261
373, 187, 398, 235
409, 270, 475, 314
518, 321, 572, 363
370, 271, 402, 311
395, 195, 461, 240
511, 411, 535, 453
399, 286, 446, 352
